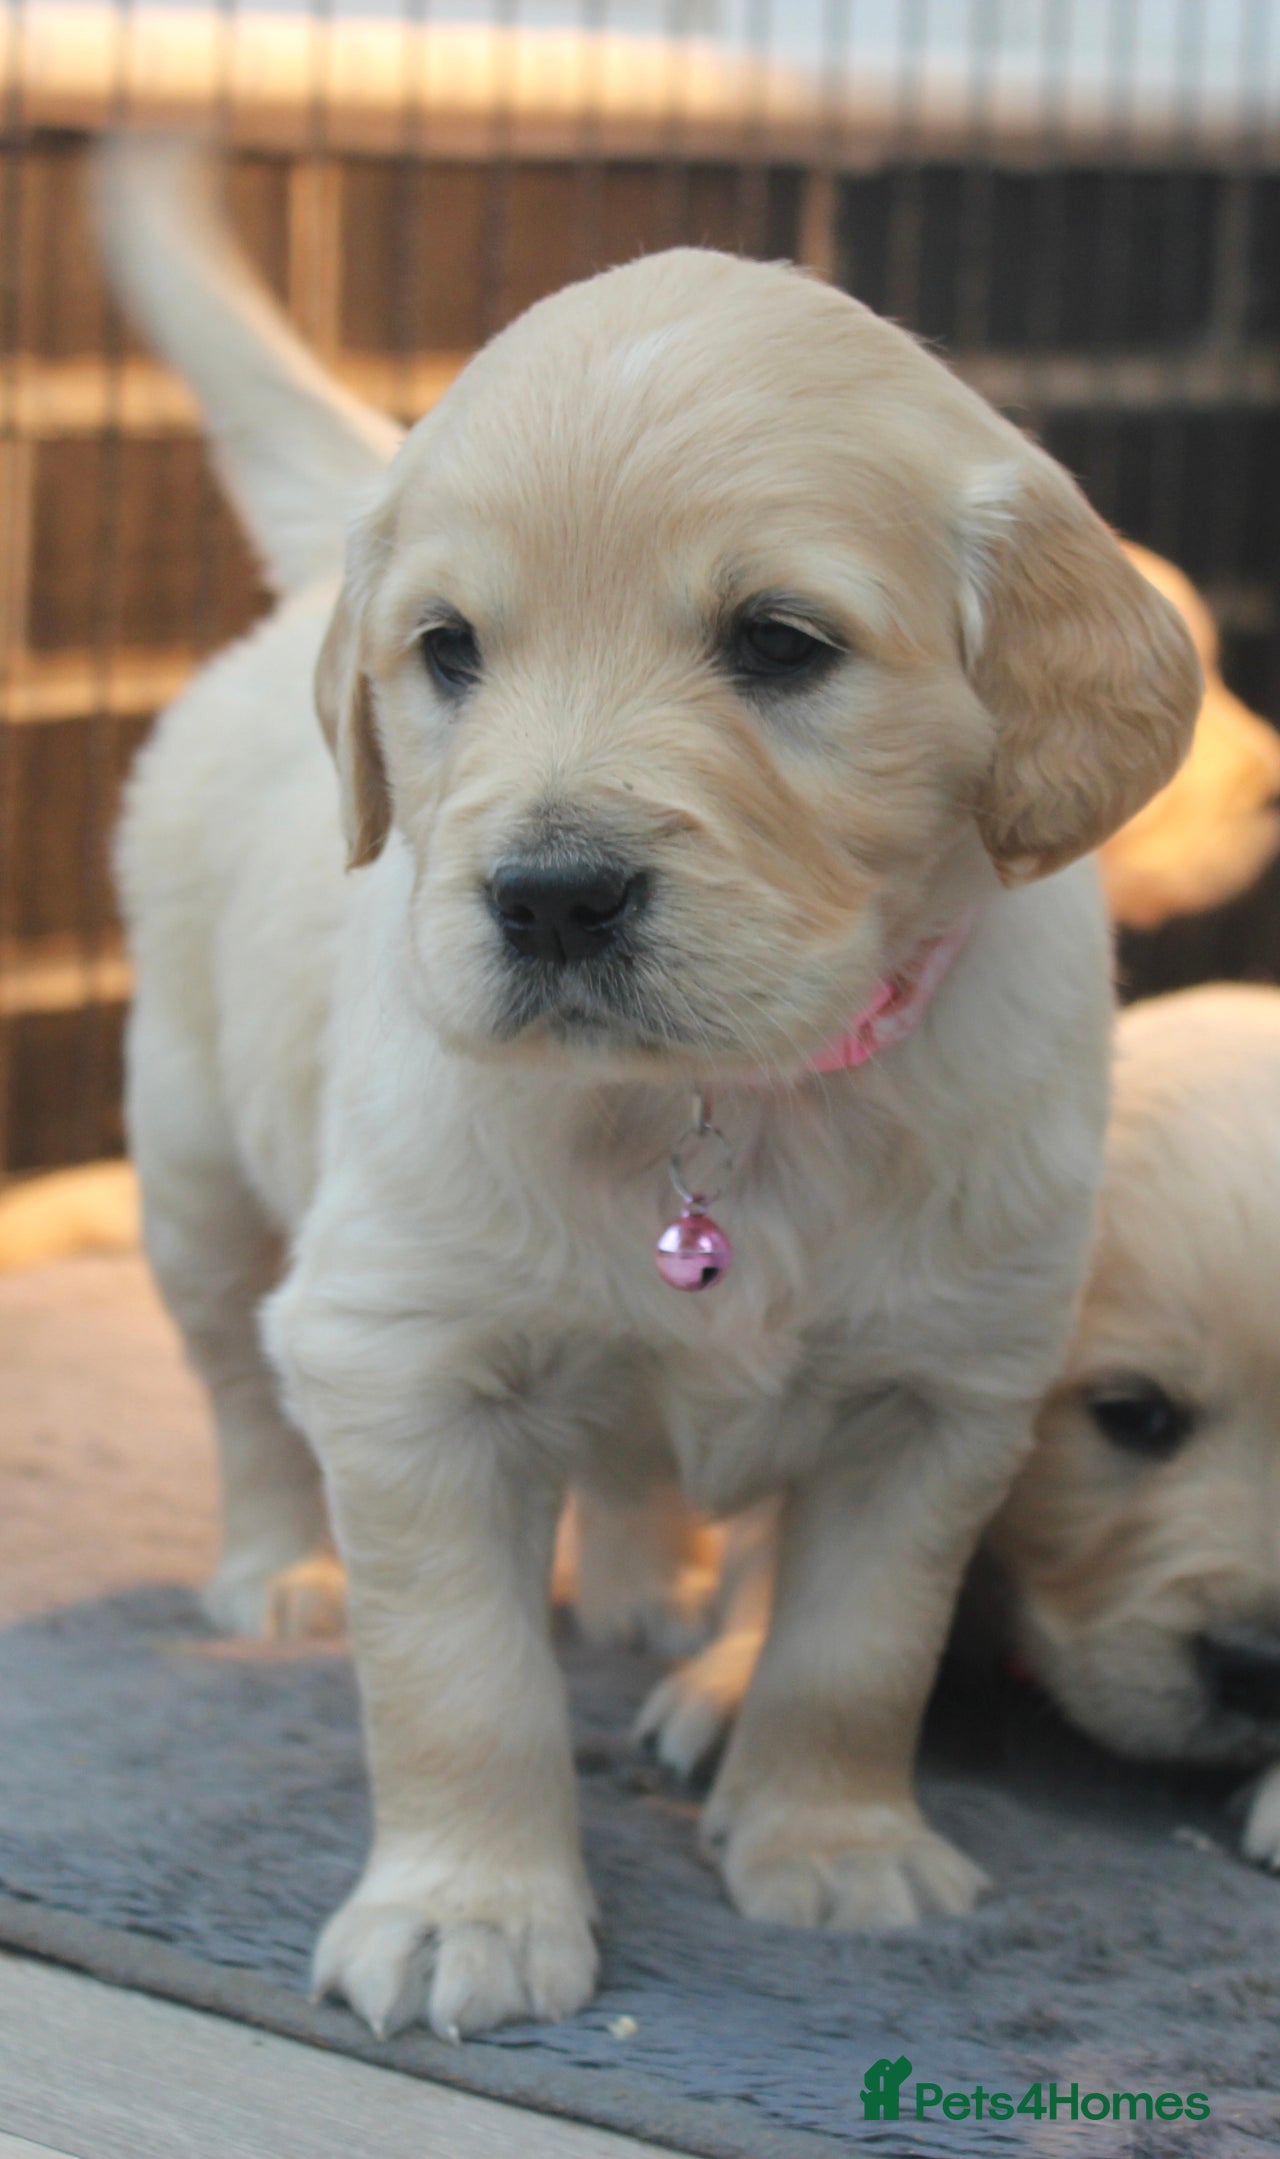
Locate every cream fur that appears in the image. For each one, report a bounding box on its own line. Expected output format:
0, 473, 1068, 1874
100, 139, 1197, 2038
651, 988, 1280, 1867
992, 988, 1280, 1841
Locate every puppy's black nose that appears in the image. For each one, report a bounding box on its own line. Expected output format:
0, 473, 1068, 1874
488, 859, 646, 964
1196, 1624, 1280, 1720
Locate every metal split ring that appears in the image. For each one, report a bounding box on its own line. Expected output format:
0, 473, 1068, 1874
669, 1086, 734, 1208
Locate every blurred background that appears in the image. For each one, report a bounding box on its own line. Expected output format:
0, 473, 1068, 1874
2, 0, 1280, 1177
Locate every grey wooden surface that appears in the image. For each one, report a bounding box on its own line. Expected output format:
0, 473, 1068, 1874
0, 1954, 689, 2159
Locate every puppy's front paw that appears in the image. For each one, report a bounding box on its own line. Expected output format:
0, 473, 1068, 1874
201, 1556, 282, 1637
202, 1551, 347, 1641
634, 1630, 758, 1779
706, 1793, 989, 1930
1241, 1763, 1280, 1869
313, 1854, 598, 2038
267, 1554, 348, 1640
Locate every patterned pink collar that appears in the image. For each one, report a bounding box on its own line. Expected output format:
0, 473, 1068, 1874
653, 914, 974, 1290
807, 915, 975, 1073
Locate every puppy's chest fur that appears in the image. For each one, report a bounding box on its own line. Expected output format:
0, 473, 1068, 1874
523, 1331, 852, 1516
477, 1265, 919, 1519
295, 877, 1105, 1516
408, 1089, 1049, 1516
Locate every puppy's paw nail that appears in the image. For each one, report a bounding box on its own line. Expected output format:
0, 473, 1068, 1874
633, 1636, 755, 1782
313, 1872, 597, 2039
634, 1678, 725, 1782
312, 1898, 433, 2039
429, 1921, 531, 2037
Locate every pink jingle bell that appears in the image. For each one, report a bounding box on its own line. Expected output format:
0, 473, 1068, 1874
654, 1206, 733, 1291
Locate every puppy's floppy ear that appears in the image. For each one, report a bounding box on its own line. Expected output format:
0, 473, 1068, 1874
960, 451, 1202, 884
315, 506, 393, 870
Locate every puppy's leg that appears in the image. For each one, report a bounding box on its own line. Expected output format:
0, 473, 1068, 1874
570, 1484, 721, 1659
267, 1283, 596, 2039
703, 1392, 1029, 1928
128, 1001, 334, 1637
636, 1502, 775, 1778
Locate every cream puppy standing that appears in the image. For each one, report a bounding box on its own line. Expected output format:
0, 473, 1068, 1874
97, 141, 1198, 2040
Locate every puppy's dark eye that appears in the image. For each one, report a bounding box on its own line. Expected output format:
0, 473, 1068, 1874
421, 621, 480, 694
732, 616, 830, 682
1085, 1382, 1197, 1460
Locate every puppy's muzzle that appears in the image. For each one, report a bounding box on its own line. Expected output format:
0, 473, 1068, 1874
1195, 1623, 1280, 1722
488, 856, 649, 966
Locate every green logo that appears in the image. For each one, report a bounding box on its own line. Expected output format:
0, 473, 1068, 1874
857, 2067, 1213, 2128
860, 2055, 913, 2121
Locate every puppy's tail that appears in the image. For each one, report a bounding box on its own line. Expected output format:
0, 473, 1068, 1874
92, 136, 402, 595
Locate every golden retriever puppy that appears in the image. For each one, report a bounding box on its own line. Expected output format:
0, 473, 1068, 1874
97, 138, 1197, 2040
990, 985, 1280, 1864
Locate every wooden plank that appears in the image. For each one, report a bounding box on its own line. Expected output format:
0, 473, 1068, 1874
5, 8, 1279, 164
26, 436, 262, 655
0, 1954, 688, 2159
0, 360, 200, 437
0, 2134, 91, 2159
0, 650, 194, 725
0, 13, 818, 164
1, 1005, 127, 1174
0, 942, 130, 1019
6, 337, 1280, 448
0, 355, 466, 440
957, 343, 1280, 412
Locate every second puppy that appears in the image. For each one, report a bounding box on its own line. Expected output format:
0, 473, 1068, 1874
992, 984, 1280, 1865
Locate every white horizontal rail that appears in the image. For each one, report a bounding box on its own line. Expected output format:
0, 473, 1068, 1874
6, 6, 1280, 163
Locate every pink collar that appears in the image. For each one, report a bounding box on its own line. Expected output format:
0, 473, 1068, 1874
654, 915, 975, 1289
806, 915, 974, 1074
